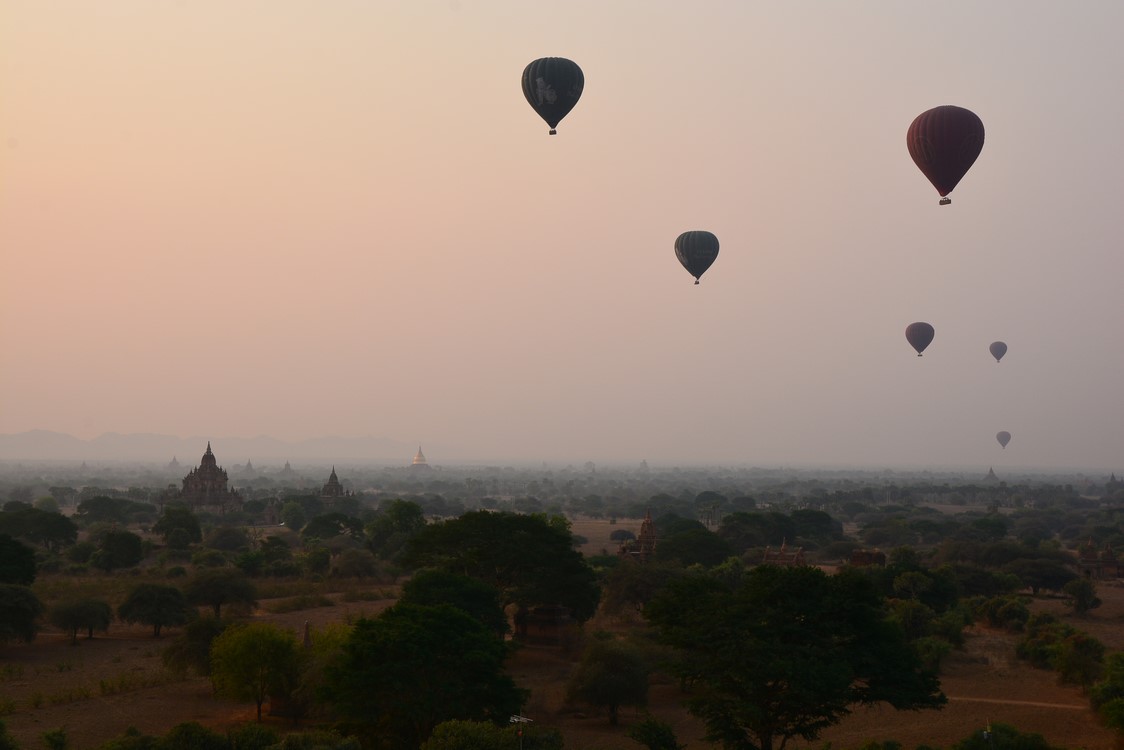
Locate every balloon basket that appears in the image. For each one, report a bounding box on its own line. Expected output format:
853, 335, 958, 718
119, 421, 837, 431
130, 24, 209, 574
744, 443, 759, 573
694, 280, 700, 285
939, 197, 951, 205
549, 128, 557, 135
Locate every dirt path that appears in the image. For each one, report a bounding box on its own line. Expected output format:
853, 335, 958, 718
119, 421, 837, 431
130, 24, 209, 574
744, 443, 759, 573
947, 696, 1088, 710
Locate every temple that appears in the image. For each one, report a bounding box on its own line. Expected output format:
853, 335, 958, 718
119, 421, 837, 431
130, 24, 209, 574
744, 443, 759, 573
762, 540, 807, 567
411, 446, 430, 470
1078, 538, 1121, 579
319, 466, 353, 509
178, 443, 243, 515
618, 510, 657, 562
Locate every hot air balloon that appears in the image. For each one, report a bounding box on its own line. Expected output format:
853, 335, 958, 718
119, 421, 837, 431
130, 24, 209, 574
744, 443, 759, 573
989, 341, 1008, 363
522, 58, 584, 135
674, 231, 719, 285
996, 431, 1011, 449
906, 105, 985, 205
905, 322, 935, 356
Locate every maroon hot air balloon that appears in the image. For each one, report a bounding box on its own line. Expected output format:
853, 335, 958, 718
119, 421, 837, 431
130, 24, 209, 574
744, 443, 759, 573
905, 322, 935, 357
907, 105, 985, 205
989, 341, 1008, 363
996, 431, 1011, 449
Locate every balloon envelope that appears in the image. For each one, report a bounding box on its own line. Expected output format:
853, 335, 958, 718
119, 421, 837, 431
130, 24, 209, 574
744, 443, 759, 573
906, 105, 985, 203
996, 431, 1011, 448
674, 231, 720, 284
905, 322, 935, 356
989, 341, 1008, 363
522, 58, 584, 135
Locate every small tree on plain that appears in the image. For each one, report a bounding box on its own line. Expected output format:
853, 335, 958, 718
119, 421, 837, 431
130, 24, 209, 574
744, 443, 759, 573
118, 583, 192, 637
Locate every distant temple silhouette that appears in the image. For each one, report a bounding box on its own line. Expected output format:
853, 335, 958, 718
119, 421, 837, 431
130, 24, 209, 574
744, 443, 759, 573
178, 443, 243, 515
411, 446, 430, 470
618, 510, 657, 562
319, 466, 353, 509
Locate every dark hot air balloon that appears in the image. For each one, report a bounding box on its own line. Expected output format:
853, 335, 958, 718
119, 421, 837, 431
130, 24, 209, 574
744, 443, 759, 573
674, 231, 719, 285
906, 105, 985, 205
522, 58, 584, 135
905, 322, 935, 356
996, 431, 1011, 449
989, 341, 1008, 363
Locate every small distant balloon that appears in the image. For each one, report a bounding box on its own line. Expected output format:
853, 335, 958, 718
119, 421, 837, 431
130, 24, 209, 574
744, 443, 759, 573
522, 57, 584, 135
996, 431, 1011, 449
905, 322, 935, 356
906, 105, 985, 205
989, 341, 1008, 363
674, 231, 720, 285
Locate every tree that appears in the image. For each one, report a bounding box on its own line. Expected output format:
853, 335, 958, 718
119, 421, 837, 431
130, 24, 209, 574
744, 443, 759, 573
402, 511, 600, 624
1091, 652, 1124, 731
654, 527, 733, 568
0, 720, 21, 750
325, 603, 525, 750
118, 583, 192, 637
1063, 578, 1102, 615
365, 499, 427, 560
153, 505, 202, 546
160, 722, 228, 750
952, 722, 1062, 750
0, 507, 77, 552
0, 583, 43, 644
162, 616, 226, 678
302, 513, 363, 542
399, 569, 509, 637
49, 598, 113, 643
210, 622, 302, 722
0, 534, 36, 585
280, 502, 306, 531
627, 717, 686, 750
1002, 558, 1077, 595
645, 566, 945, 750
91, 529, 144, 571
184, 568, 257, 618
421, 720, 563, 750
566, 637, 650, 724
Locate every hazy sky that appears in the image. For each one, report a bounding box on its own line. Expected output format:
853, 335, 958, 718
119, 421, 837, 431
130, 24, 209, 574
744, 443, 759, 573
2, 1, 1122, 470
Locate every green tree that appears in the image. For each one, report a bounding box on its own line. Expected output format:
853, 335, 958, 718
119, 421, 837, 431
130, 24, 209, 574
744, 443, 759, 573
280, 502, 306, 532
0, 507, 77, 552
118, 583, 192, 637
159, 722, 228, 750
152, 505, 202, 546
399, 569, 509, 636
302, 513, 363, 542
365, 499, 427, 560
627, 717, 686, 750
0, 720, 21, 750
162, 616, 226, 678
1063, 578, 1102, 615
952, 722, 1061, 750
602, 561, 682, 615
566, 637, 650, 725
1002, 558, 1077, 595
421, 720, 563, 750
49, 598, 113, 643
402, 511, 600, 624
0, 583, 43, 643
43, 727, 69, 750
91, 529, 144, 571
325, 603, 525, 750
184, 568, 257, 618
655, 527, 733, 568
1091, 652, 1124, 731
0, 534, 36, 585
645, 566, 945, 750
210, 622, 302, 722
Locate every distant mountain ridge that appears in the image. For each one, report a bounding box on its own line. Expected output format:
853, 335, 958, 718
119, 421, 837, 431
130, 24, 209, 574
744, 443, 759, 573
0, 430, 422, 464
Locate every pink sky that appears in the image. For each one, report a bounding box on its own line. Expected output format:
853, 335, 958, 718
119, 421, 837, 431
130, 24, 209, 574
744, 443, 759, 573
2, 1, 1123, 470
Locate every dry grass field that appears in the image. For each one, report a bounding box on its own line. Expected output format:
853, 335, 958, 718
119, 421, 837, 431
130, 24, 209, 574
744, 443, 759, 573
2, 517, 1121, 750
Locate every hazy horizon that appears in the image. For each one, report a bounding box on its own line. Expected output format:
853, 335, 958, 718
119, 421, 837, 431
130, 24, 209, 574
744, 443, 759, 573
3, 2, 1122, 472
